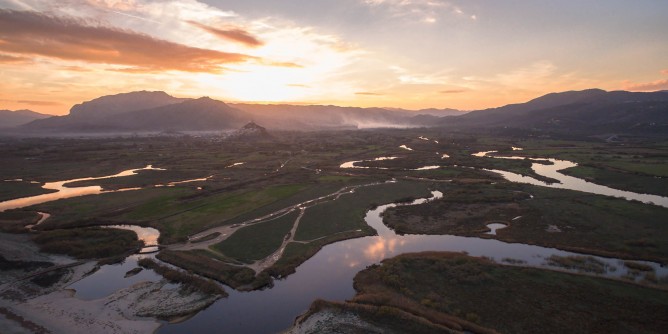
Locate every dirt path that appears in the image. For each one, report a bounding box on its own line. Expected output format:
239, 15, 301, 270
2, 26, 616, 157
248, 207, 306, 273
167, 182, 385, 272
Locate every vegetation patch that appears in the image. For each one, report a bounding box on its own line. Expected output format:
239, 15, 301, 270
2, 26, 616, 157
0, 181, 56, 202
546, 255, 609, 274
152, 184, 308, 243
384, 183, 527, 235
383, 182, 668, 262
156, 249, 271, 290
213, 210, 299, 263
0, 210, 41, 233
32, 227, 142, 259
137, 258, 226, 296
295, 181, 431, 241
624, 261, 654, 272
333, 251, 668, 334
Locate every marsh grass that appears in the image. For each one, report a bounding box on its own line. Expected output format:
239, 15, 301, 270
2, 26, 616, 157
32, 227, 142, 259
345, 251, 668, 334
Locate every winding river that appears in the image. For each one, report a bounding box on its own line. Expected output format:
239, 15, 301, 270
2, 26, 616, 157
0, 165, 164, 212
5, 151, 668, 333
156, 189, 667, 333
475, 150, 668, 208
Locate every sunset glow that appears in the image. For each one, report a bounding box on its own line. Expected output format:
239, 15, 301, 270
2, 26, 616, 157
1, 0, 667, 115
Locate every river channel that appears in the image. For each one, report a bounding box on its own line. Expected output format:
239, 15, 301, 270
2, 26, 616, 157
4, 154, 668, 333
157, 189, 667, 333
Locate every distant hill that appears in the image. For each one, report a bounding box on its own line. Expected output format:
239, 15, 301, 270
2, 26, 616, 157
0, 109, 50, 128
22, 93, 250, 132
441, 90, 668, 134
18, 91, 465, 132
14, 88, 667, 135
228, 121, 272, 140
106, 97, 250, 131
414, 108, 467, 117
69, 91, 185, 119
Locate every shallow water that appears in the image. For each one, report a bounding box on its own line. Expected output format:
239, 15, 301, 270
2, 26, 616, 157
485, 223, 508, 235
68, 254, 163, 300
157, 191, 667, 334
12, 151, 667, 333
475, 151, 668, 208
104, 225, 161, 253
0, 165, 164, 212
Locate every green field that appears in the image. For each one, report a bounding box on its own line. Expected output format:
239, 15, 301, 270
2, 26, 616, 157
384, 182, 668, 262
308, 252, 668, 334
213, 210, 300, 263
295, 180, 431, 241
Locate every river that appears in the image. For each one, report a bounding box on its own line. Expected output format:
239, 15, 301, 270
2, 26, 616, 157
0, 165, 164, 212
5, 153, 668, 333
475, 150, 668, 208
156, 190, 667, 333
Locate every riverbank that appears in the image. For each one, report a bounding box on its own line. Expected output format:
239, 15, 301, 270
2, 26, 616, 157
290, 252, 668, 334
0, 231, 220, 334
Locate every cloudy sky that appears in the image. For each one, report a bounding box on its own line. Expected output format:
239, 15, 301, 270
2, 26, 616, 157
1, 0, 667, 115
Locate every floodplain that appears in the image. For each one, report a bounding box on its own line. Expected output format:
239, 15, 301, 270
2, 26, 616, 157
1, 129, 668, 333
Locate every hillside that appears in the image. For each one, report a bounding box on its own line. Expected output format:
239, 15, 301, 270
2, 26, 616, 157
441, 90, 668, 134
21, 93, 250, 132
106, 97, 250, 131
69, 91, 185, 119
0, 109, 50, 128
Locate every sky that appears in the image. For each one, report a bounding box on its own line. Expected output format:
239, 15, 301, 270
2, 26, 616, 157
1, 0, 667, 115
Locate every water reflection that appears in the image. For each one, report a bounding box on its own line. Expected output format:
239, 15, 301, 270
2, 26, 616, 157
104, 225, 161, 253
0, 165, 164, 212
485, 223, 508, 235
339, 156, 397, 169
68, 254, 163, 300
479, 155, 668, 208
160, 189, 668, 334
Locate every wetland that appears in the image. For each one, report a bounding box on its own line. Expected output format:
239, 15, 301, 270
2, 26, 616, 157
1, 129, 668, 333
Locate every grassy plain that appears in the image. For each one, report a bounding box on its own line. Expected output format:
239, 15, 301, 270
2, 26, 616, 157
306, 252, 668, 334
384, 182, 668, 262
32, 227, 142, 259
213, 210, 300, 263
156, 249, 271, 290
2, 129, 668, 295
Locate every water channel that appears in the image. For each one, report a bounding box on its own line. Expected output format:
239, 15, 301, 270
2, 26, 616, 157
475, 150, 668, 208
3, 153, 668, 333
0, 165, 164, 212
158, 189, 667, 333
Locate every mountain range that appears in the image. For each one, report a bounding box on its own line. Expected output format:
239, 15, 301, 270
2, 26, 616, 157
0, 109, 50, 128
441, 89, 668, 134
2, 89, 667, 135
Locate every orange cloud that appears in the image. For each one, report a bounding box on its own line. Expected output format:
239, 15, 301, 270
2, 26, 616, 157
17, 100, 62, 106
262, 60, 303, 68
439, 89, 467, 94
0, 99, 62, 106
0, 53, 30, 64
662, 69, 668, 75
189, 21, 263, 47
623, 79, 668, 91
355, 92, 385, 96
0, 10, 252, 73
60, 65, 92, 72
